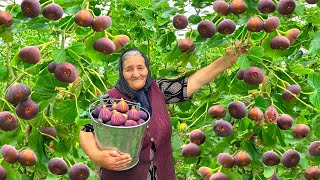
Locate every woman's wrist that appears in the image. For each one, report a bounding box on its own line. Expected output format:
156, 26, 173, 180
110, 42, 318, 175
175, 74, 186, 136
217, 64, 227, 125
88, 149, 103, 165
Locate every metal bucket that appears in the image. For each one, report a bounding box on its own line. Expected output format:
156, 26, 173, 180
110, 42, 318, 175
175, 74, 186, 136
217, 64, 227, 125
89, 98, 150, 171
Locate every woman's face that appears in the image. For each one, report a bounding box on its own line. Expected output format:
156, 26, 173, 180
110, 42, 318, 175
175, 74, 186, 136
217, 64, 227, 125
122, 54, 149, 91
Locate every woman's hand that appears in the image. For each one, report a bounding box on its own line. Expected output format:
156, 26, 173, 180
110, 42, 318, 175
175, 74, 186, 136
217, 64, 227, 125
223, 41, 248, 65
93, 149, 132, 171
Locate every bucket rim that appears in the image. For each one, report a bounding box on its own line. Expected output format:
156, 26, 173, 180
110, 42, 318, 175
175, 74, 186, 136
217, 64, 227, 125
89, 98, 151, 128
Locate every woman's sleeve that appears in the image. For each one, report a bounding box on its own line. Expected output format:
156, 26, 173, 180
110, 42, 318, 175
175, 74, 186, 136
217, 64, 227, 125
82, 124, 94, 133
157, 77, 191, 104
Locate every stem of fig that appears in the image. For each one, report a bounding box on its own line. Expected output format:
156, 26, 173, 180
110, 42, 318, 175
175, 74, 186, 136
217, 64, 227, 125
210, 14, 218, 22
215, 17, 223, 25
272, 103, 285, 114
6, 42, 15, 79
105, 31, 114, 39
88, 9, 96, 18
59, 15, 75, 30
41, 0, 52, 7
52, 0, 54, 3
272, 66, 299, 86
82, 31, 95, 42
86, 68, 108, 90
37, 40, 56, 50
85, 1, 90, 10
43, 111, 55, 128
276, 84, 319, 112
212, 166, 222, 172
259, 33, 268, 46
77, 61, 101, 96
185, 102, 208, 130
64, 157, 73, 168
0, 97, 15, 111
9, 4, 17, 13
61, 30, 65, 49
235, 26, 246, 41
262, 64, 287, 87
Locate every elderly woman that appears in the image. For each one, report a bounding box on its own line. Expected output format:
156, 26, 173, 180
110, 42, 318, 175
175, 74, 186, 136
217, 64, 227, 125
80, 47, 239, 180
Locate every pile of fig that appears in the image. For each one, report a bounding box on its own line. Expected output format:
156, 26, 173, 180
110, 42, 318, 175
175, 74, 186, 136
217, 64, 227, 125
91, 98, 149, 127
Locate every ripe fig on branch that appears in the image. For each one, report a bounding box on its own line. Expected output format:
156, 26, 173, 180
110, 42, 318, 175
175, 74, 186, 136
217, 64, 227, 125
172, 14, 188, 29
21, 0, 41, 18
213, 1, 229, 16
0, 11, 13, 27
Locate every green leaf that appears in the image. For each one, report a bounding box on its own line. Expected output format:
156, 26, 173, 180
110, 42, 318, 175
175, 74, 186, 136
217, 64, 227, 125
53, 99, 78, 124
235, 55, 250, 69
306, 73, 320, 107
164, 44, 181, 62
222, 168, 242, 180
230, 81, 258, 96
157, 32, 176, 48
312, 115, 320, 139
32, 74, 68, 102
68, 42, 86, 56
206, 36, 228, 48
263, 166, 275, 178
307, 73, 320, 90
160, 7, 178, 18
26, 23, 50, 31
261, 125, 277, 147
1, 162, 21, 179
289, 64, 314, 75
188, 15, 201, 24
296, 115, 307, 124
0, 65, 8, 80
52, 49, 67, 63
172, 132, 183, 151
8, 53, 21, 66
53, 138, 72, 155
309, 91, 320, 109
0, 30, 13, 43
67, 49, 81, 60
299, 154, 308, 169
28, 129, 49, 177
254, 96, 267, 112
249, 46, 264, 58
309, 32, 320, 57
